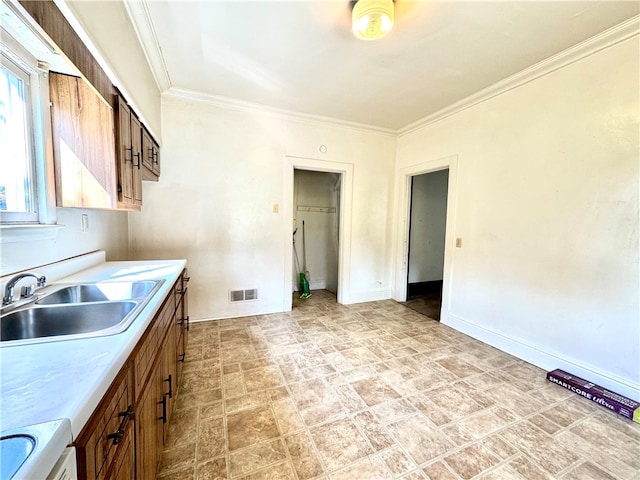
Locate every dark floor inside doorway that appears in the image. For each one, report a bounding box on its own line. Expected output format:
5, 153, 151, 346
403, 280, 442, 320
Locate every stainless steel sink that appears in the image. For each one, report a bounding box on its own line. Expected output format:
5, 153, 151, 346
36, 280, 159, 304
1, 302, 137, 343
0, 434, 35, 480
0, 279, 164, 346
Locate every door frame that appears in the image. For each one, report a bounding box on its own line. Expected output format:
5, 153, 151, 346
393, 155, 458, 323
283, 156, 354, 310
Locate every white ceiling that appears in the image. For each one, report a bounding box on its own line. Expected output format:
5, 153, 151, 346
126, 1, 638, 131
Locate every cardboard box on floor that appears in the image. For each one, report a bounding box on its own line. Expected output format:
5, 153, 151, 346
547, 369, 640, 424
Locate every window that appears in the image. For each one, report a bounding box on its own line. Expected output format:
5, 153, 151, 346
0, 53, 38, 222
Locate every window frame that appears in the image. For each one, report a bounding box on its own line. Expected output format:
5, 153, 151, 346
0, 26, 57, 227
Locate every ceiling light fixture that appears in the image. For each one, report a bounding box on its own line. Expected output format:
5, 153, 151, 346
352, 0, 394, 40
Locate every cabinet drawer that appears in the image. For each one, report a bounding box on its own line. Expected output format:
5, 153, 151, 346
75, 365, 132, 480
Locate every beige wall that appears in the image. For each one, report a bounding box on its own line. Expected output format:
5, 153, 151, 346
128, 95, 397, 320
394, 36, 639, 398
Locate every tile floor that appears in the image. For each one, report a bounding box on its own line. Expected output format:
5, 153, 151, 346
158, 290, 640, 480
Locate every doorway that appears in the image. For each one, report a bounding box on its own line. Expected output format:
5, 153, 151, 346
405, 169, 449, 320
293, 169, 341, 298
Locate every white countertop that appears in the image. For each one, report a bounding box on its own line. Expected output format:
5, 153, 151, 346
0, 255, 186, 478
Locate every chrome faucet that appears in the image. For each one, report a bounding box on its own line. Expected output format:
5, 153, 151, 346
2, 272, 47, 306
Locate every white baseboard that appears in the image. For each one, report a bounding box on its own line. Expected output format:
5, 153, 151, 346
343, 289, 392, 305
445, 312, 640, 402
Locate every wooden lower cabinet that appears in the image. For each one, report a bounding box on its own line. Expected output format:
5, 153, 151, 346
134, 362, 164, 480
74, 366, 133, 480
74, 269, 189, 479
110, 425, 135, 480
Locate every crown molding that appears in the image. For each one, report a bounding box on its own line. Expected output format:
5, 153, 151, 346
398, 15, 640, 137
123, 0, 171, 92
163, 88, 397, 136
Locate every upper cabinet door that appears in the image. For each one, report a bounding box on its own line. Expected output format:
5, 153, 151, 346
49, 72, 117, 209
141, 125, 160, 182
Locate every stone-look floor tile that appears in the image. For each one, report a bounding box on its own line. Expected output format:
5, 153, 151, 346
529, 414, 563, 435
200, 402, 224, 420
161, 294, 640, 480
570, 416, 640, 469
159, 442, 196, 474
480, 434, 519, 460
165, 408, 199, 447
560, 461, 618, 480
388, 415, 454, 465
422, 386, 483, 419
380, 446, 416, 476
176, 389, 223, 411
444, 443, 500, 479
329, 455, 393, 480
223, 363, 240, 374
477, 464, 526, 480
272, 398, 306, 435
484, 383, 545, 416
400, 471, 427, 480
311, 418, 373, 472
437, 356, 483, 378
333, 383, 368, 413
423, 461, 459, 480
238, 461, 297, 480
197, 417, 226, 462
158, 465, 196, 480
224, 392, 268, 414
243, 365, 284, 392
508, 456, 554, 480
409, 395, 452, 426
221, 345, 257, 364
457, 408, 512, 439
180, 370, 220, 393
441, 423, 474, 447
285, 432, 325, 480
554, 429, 638, 479
353, 411, 396, 451
228, 438, 287, 477
222, 371, 245, 398
227, 405, 280, 451
501, 421, 580, 475
352, 376, 402, 406
195, 457, 227, 480
371, 398, 417, 424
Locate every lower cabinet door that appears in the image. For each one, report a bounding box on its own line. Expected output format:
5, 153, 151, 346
135, 364, 164, 479
109, 424, 134, 480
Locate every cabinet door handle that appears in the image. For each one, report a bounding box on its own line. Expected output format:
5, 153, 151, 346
184, 276, 191, 283
124, 146, 134, 163
106, 405, 133, 445
158, 396, 167, 424
164, 374, 173, 398
179, 352, 186, 363
186, 316, 190, 331
134, 151, 141, 169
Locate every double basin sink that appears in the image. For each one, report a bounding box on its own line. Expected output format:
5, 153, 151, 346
0, 280, 164, 346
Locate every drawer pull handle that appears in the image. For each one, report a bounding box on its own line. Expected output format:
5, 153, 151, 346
106, 405, 133, 445
184, 276, 191, 283
165, 374, 173, 398
158, 396, 167, 424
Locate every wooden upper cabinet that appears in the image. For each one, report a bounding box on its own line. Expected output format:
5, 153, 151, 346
49, 72, 117, 209
114, 93, 142, 210
141, 125, 160, 182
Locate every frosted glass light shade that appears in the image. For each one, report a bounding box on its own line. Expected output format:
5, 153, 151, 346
352, 0, 394, 40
